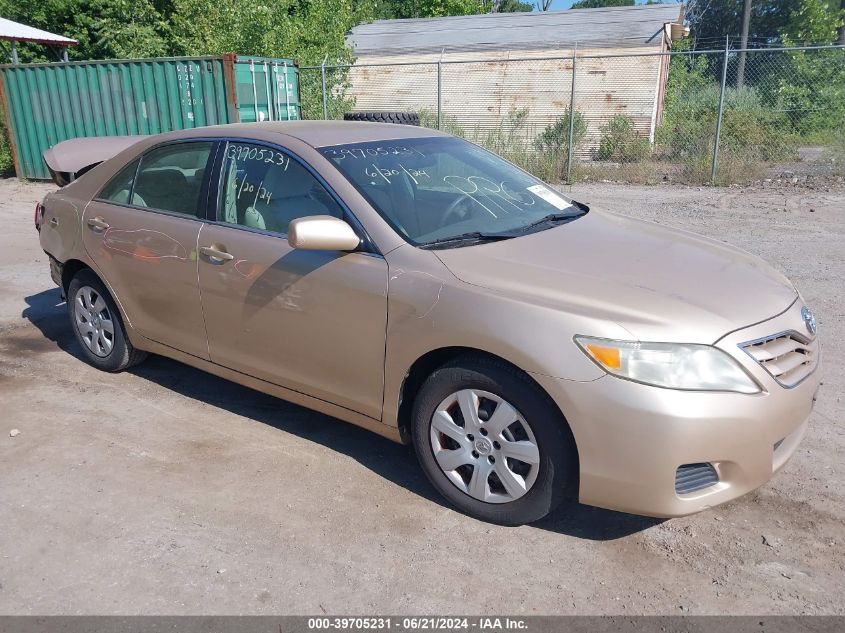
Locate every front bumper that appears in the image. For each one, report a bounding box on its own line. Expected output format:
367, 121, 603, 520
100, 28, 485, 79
532, 301, 820, 518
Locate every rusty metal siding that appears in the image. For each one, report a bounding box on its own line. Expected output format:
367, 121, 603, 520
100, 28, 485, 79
349, 62, 439, 118
0, 55, 300, 179
347, 47, 665, 157
574, 51, 664, 151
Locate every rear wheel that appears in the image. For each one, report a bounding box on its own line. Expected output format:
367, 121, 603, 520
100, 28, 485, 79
411, 355, 577, 525
67, 269, 147, 372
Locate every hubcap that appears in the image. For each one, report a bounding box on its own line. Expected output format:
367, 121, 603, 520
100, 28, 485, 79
73, 286, 115, 358
429, 389, 540, 504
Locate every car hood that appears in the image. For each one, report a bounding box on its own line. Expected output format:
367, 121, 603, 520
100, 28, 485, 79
433, 210, 798, 344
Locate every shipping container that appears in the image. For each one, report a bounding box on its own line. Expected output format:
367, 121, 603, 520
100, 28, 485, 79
0, 54, 300, 179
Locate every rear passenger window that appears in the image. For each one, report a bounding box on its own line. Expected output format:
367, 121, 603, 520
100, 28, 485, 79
99, 159, 140, 204
219, 142, 343, 235
131, 142, 213, 216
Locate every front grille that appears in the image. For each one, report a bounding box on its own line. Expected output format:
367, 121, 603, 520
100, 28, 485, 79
675, 463, 719, 494
741, 331, 818, 388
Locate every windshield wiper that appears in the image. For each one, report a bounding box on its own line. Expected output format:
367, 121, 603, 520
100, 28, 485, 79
512, 210, 586, 235
419, 231, 514, 250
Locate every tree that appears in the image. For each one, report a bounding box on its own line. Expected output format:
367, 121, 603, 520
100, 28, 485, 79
494, 0, 533, 12
372, 0, 484, 19
736, 0, 752, 86
840, 0, 845, 42
171, 0, 367, 65
570, 0, 634, 8
775, 0, 845, 134
686, 0, 843, 48
779, 0, 845, 44
171, 0, 370, 118
0, 0, 173, 62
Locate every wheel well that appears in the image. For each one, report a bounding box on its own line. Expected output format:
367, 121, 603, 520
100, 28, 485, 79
61, 259, 91, 294
59, 261, 135, 339
397, 347, 577, 460
398, 347, 472, 440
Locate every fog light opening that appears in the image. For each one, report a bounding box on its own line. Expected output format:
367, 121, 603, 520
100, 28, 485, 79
675, 463, 719, 495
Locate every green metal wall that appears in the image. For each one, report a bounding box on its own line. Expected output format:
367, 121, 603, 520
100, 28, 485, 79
233, 56, 301, 124
0, 55, 300, 180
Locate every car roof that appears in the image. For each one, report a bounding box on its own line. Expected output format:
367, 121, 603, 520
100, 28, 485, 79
189, 120, 448, 148
53, 121, 449, 196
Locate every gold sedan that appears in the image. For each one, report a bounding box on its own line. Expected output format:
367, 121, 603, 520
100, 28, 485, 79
37, 122, 820, 525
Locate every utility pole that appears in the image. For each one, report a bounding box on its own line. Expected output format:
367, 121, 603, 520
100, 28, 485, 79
736, 0, 752, 87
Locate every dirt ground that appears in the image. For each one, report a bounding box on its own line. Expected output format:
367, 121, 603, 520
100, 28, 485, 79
0, 177, 843, 615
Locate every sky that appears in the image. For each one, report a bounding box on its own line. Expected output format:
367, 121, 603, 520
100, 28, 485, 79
542, 0, 681, 11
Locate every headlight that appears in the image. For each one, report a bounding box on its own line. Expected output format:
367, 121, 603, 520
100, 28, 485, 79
574, 336, 761, 394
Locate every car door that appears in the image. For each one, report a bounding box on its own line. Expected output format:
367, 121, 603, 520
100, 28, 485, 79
82, 141, 215, 360
196, 140, 389, 420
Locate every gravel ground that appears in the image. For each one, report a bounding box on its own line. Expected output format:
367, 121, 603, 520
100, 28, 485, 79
0, 177, 843, 615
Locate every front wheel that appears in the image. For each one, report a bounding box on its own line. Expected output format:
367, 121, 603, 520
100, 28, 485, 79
411, 356, 577, 525
67, 269, 147, 372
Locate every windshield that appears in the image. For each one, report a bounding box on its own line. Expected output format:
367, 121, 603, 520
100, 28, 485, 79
319, 137, 587, 247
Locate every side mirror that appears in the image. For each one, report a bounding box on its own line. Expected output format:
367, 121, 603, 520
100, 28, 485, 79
287, 215, 361, 251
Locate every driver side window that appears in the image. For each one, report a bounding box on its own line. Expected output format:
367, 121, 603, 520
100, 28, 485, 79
219, 142, 343, 235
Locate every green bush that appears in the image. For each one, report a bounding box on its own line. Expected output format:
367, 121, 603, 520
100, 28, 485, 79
476, 107, 530, 156
0, 147, 12, 176
657, 82, 798, 178
652, 45, 806, 183
298, 66, 357, 121
769, 48, 845, 138
0, 109, 14, 176
509, 108, 586, 183
417, 108, 467, 137
597, 115, 651, 163
533, 108, 587, 156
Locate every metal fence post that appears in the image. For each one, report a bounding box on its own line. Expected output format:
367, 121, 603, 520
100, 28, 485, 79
710, 37, 730, 184
320, 55, 328, 120
565, 45, 578, 184
437, 49, 444, 131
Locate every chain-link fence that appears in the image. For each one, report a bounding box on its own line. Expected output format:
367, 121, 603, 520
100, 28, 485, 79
301, 44, 845, 186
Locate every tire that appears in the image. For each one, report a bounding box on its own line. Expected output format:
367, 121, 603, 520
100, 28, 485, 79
67, 269, 147, 372
411, 355, 577, 526
343, 111, 420, 126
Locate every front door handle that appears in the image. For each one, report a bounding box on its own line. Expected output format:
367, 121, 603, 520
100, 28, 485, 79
87, 216, 110, 232
200, 245, 234, 263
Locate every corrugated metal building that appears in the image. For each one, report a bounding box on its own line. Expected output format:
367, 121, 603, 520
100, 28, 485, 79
346, 4, 684, 154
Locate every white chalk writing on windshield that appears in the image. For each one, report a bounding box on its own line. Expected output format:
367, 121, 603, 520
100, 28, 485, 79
324, 144, 573, 223
232, 174, 273, 206
443, 175, 539, 218
365, 163, 430, 185
322, 146, 425, 160
227, 144, 290, 171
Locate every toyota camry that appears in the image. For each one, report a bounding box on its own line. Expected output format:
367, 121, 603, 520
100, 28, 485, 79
36, 121, 820, 525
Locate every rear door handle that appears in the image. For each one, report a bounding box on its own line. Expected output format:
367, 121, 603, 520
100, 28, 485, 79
200, 245, 234, 263
49, 217, 59, 228
87, 217, 110, 232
